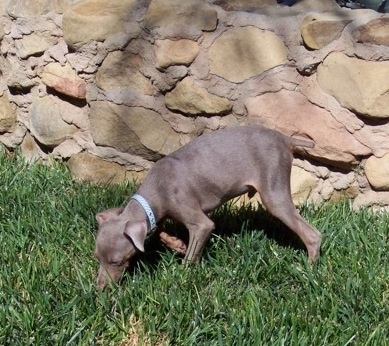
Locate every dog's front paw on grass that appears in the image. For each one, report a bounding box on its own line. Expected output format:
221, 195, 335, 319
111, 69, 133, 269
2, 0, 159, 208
159, 231, 187, 255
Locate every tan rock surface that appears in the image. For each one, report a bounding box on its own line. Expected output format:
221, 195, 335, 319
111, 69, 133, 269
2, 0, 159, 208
145, 0, 217, 31
365, 154, 389, 190
20, 132, 42, 163
246, 90, 371, 166
317, 52, 389, 119
67, 151, 144, 184
2, 0, 389, 211
15, 33, 57, 59
90, 101, 181, 160
96, 51, 154, 95
6, 0, 74, 17
300, 13, 351, 50
165, 77, 232, 115
354, 17, 389, 45
155, 39, 200, 69
291, 166, 319, 205
0, 21, 4, 41
29, 96, 79, 147
209, 26, 288, 83
353, 190, 389, 211
0, 93, 16, 132
42, 63, 86, 99
63, 0, 138, 49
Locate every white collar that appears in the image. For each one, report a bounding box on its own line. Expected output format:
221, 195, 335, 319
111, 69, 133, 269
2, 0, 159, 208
130, 194, 157, 231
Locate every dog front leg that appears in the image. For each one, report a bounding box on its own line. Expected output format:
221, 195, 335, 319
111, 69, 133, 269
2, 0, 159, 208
184, 215, 215, 263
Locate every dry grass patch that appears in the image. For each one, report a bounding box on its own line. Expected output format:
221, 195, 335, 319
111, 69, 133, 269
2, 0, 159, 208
118, 315, 168, 346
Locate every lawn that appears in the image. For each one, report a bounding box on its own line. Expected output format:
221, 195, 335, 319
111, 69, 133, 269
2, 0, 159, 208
1, 153, 388, 345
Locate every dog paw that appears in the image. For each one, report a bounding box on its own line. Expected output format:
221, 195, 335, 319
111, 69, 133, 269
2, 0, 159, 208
159, 231, 187, 255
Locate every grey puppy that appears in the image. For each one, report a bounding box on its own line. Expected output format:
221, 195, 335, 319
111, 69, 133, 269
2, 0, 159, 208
94, 125, 321, 288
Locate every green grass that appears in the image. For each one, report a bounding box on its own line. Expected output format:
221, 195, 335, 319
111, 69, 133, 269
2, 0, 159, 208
1, 153, 389, 345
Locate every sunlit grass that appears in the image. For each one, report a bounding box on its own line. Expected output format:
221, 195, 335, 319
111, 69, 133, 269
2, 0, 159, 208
1, 153, 388, 345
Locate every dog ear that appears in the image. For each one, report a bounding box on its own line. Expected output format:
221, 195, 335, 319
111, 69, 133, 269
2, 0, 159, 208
123, 221, 148, 252
96, 207, 124, 225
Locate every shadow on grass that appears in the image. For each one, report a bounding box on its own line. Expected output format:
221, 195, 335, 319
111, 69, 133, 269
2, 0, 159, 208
126, 202, 308, 278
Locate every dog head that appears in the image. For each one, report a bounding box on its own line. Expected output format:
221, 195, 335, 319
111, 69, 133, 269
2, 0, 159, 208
94, 207, 148, 289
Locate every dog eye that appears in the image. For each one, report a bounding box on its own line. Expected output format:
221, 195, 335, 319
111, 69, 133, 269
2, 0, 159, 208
108, 258, 126, 266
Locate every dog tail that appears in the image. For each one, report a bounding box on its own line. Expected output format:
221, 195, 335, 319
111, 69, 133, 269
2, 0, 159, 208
290, 136, 315, 149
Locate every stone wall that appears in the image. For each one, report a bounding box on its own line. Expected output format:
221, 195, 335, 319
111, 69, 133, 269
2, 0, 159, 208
1, 0, 389, 209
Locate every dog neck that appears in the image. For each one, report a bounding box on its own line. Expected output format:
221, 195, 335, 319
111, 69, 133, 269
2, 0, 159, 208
130, 194, 157, 232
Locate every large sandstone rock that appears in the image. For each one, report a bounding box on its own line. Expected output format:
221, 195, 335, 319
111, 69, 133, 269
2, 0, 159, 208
90, 101, 181, 160
365, 154, 389, 190
42, 63, 86, 99
317, 52, 389, 119
300, 13, 352, 50
165, 77, 232, 115
145, 0, 218, 31
67, 151, 144, 184
96, 51, 154, 95
155, 39, 200, 69
246, 90, 371, 166
29, 96, 79, 147
15, 33, 57, 59
63, 0, 138, 50
0, 93, 16, 132
353, 17, 389, 45
208, 26, 288, 83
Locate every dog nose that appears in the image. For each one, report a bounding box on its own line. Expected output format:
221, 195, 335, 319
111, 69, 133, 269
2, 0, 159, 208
96, 266, 109, 289
96, 276, 107, 289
